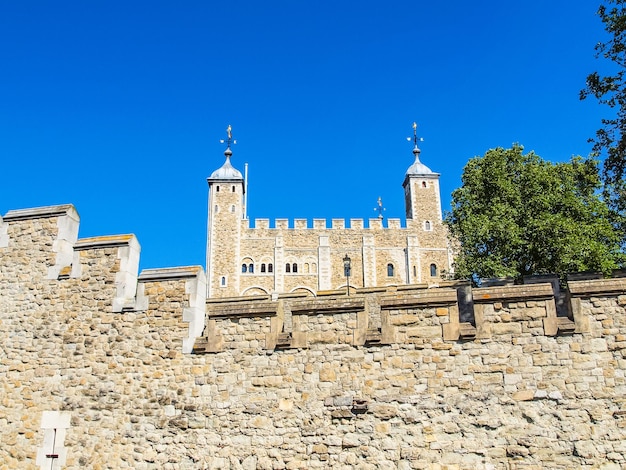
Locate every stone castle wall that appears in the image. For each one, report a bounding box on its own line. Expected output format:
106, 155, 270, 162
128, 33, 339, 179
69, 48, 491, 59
2, 204, 626, 469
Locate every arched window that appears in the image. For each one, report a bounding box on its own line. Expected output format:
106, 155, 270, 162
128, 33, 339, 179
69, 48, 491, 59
261, 264, 266, 273
242, 264, 247, 273
268, 263, 273, 273
430, 263, 438, 277
214, 205, 219, 213
232, 186, 235, 192
312, 263, 317, 273
221, 276, 226, 286
216, 185, 220, 192
231, 205, 235, 212
424, 220, 431, 231
292, 263, 298, 273
304, 263, 309, 273
413, 266, 417, 277
387, 263, 394, 277
285, 263, 291, 273
248, 264, 254, 273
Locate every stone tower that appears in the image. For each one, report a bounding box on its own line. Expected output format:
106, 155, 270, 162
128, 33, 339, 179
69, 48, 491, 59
402, 123, 451, 282
205, 127, 245, 297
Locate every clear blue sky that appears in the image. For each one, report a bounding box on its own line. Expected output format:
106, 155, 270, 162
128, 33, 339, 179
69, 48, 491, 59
0, 1, 612, 271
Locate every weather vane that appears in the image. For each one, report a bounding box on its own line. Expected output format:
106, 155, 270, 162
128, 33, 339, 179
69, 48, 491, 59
406, 122, 424, 148
373, 197, 386, 220
220, 124, 237, 149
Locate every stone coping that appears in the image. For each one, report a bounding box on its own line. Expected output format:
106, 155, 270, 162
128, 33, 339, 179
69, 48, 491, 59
75, 234, 136, 250
355, 286, 390, 295
207, 294, 271, 305
276, 292, 311, 300
436, 280, 471, 288
317, 289, 351, 297
207, 300, 277, 318
380, 287, 458, 309
289, 297, 366, 315
568, 277, 626, 296
472, 282, 554, 303
3, 204, 77, 221
138, 266, 203, 281
396, 283, 431, 292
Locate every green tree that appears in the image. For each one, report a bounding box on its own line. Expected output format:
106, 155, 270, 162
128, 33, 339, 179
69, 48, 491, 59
580, 0, 626, 216
444, 145, 623, 282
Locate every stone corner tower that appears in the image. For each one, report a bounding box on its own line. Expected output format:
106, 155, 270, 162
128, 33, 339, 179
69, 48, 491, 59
206, 126, 245, 298
402, 140, 442, 224
402, 123, 451, 281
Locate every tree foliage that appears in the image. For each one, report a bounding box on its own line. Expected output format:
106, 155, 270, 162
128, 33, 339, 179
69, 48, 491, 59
581, 0, 626, 215
444, 145, 623, 282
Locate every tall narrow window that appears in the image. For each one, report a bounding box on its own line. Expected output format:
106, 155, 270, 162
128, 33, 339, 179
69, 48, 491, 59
242, 264, 247, 273
221, 277, 226, 286
268, 263, 273, 273
424, 221, 431, 231
292, 263, 298, 273
232, 185, 235, 192
285, 264, 291, 273
387, 263, 394, 277
216, 186, 220, 192
422, 181, 427, 188
430, 264, 438, 277
261, 264, 266, 273
37, 411, 70, 469
413, 266, 417, 277
231, 205, 235, 212
248, 264, 254, 273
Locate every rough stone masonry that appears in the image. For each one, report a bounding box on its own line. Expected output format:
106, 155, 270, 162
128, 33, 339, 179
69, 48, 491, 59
1, 204, 626, 469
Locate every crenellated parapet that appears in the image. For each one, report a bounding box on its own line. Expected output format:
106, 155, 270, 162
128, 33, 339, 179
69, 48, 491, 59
1, 204, 80, 279
194, 278, 626, 354
3, 203, 625, 360
0, 204, 206, 354
244, 217, 406, 230
227, 214, 452, 298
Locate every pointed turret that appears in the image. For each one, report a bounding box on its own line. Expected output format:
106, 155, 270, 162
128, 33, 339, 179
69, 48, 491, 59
206, 125, 246, 297
209, 125, 243, 181
405, 121, 437, 177
401, 122, 449, 283
402, 122, 441, 220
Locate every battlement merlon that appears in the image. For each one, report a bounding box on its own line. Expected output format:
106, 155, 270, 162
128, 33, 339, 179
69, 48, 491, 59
2, 204, 80, 279
568, 277, 626, 334
75, 234, 142, 312
243, 217, 408, 230
139, 266, 207, 354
